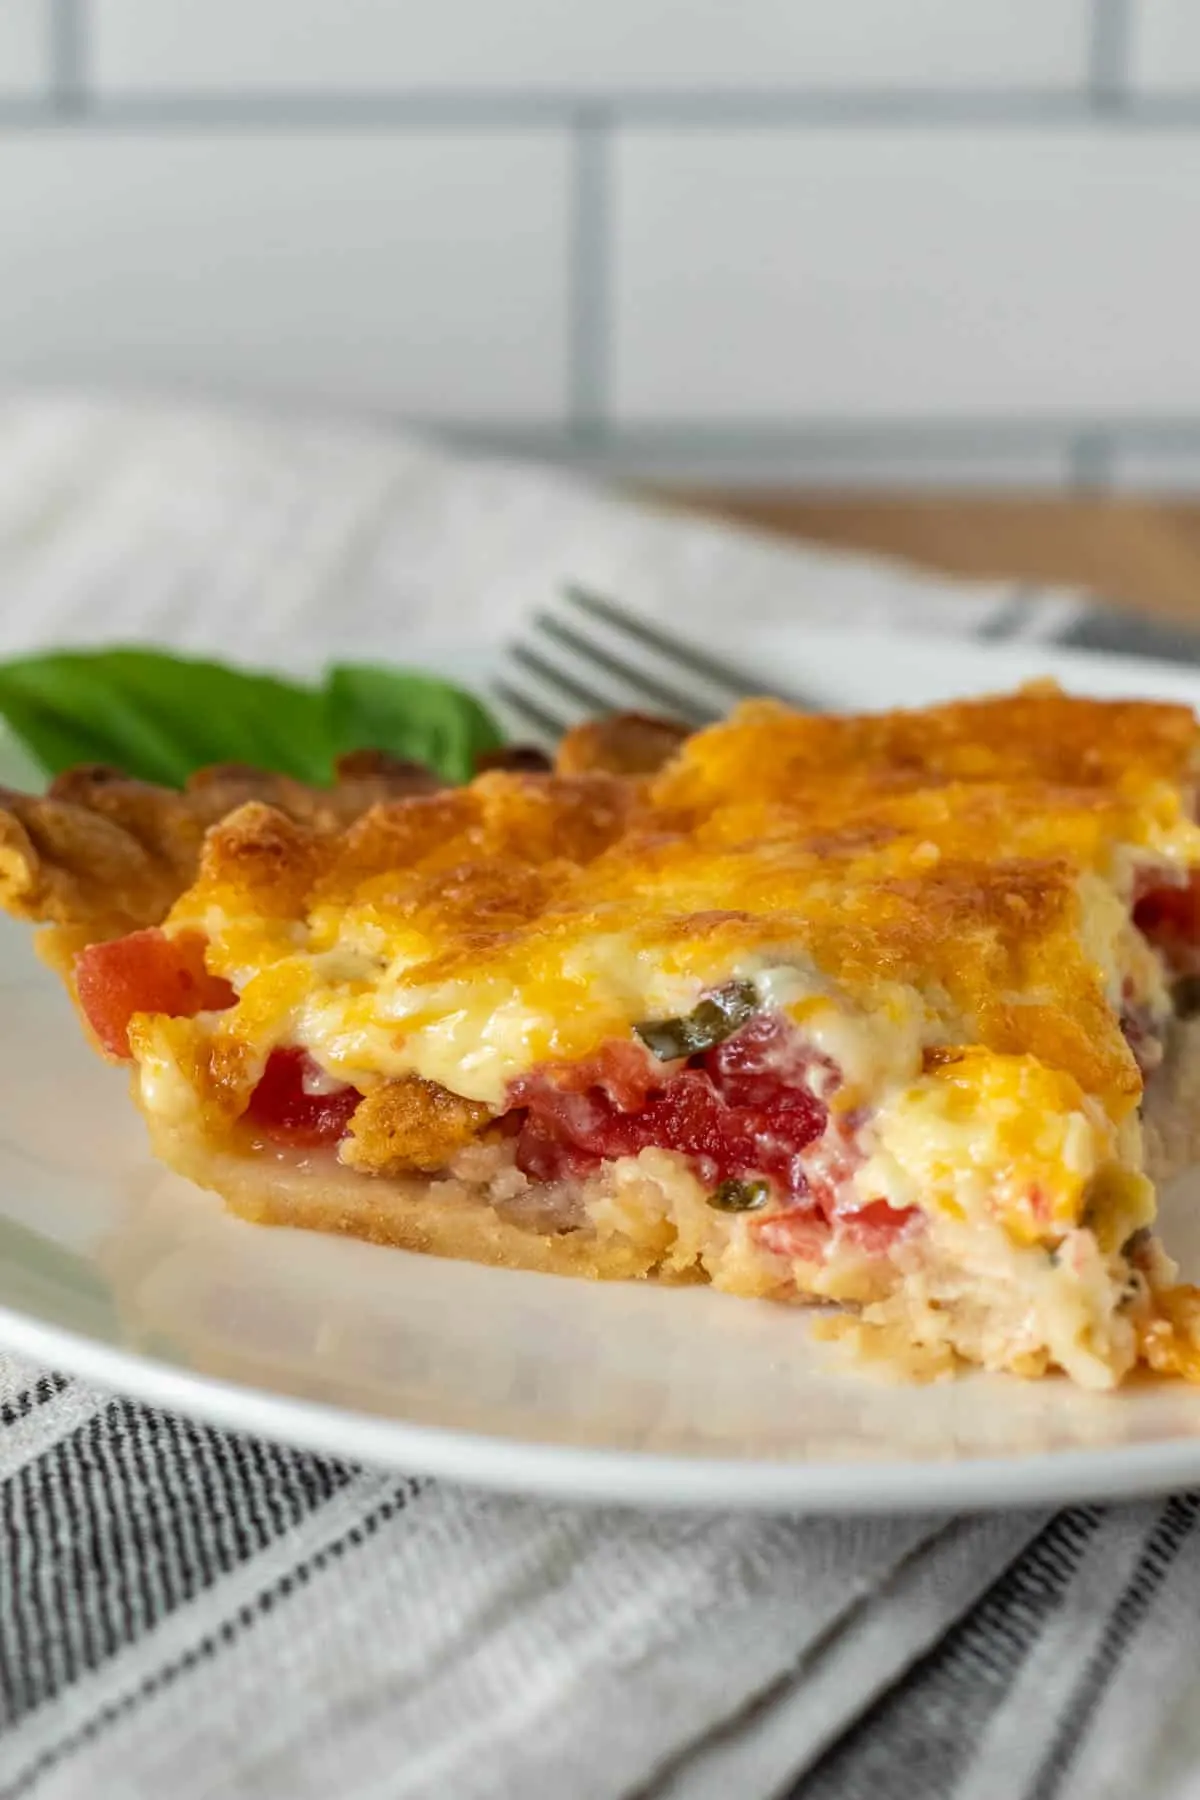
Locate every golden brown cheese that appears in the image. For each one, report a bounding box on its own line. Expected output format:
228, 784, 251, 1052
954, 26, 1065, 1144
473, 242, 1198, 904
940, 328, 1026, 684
150, 685, 1200, 1132
341, 1076, 494, 1176
689, 775, 1196, 885
652, 689, 1200, 816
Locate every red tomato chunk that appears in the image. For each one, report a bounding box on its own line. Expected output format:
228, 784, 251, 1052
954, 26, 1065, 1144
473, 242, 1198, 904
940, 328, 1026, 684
755, 1196, 916, 1261
245, 1047, 360, 1149
510, 1014, 828, 1197
510, 1013, 920, 1250
75, 927, 236, 1060
1133, 868, 1200, 964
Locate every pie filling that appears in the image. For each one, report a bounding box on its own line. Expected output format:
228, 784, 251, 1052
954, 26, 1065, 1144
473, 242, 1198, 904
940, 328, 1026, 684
52, 689, 1200, 1390
75, 907, 1191, 1388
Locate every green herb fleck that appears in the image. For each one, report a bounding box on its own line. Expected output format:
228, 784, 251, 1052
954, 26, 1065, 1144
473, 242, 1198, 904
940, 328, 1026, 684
708, 1177, 770, 1213
1173, 974, 1200, 1020
634, 980, 758, 1061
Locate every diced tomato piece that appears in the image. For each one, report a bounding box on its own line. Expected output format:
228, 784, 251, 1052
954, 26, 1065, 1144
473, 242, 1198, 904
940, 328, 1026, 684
1134, 869, 1200, 966
509, 1038, 660, 1113
244, 1047, 360, 1149
509, 1012, 827, 1195
74, 927, 236, 1060
840, 1198, 920, 1249
704, 1012, 835, 1109
753, 1212, 830, 1263
756, 1198, 917, 1262
508, 1108, 597, 1184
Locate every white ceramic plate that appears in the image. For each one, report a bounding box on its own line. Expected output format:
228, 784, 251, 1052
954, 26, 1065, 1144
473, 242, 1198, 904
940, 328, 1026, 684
8, 626, 1200, 1514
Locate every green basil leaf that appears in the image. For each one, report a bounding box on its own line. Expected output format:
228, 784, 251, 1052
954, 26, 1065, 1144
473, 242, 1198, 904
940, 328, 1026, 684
326, 663, 505, 785
0, 649, 332, 786
0, 646, 506, 788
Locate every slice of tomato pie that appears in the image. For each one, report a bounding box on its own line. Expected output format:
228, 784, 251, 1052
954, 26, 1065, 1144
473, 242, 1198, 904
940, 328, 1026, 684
6, 684, 1200, 1388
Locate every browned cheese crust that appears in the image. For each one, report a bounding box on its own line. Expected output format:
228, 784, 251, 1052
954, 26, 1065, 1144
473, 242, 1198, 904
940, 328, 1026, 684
0, 752, 444, 967
4, 687, 1200, 1342
340, 1076, 495, 1176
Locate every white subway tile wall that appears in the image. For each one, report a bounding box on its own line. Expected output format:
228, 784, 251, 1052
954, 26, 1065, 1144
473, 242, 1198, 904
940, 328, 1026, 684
611, 130, 1200, 422
1130, 2, 1200, 94
92, 0, 1092, 95
0, 0, 50, 96
0, 0, 1195, 488
0, 133, 569, 418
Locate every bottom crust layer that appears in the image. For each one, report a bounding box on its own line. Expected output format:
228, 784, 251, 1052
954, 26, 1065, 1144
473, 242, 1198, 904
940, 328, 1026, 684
142, 1019, 1200, 1388
147, 1114, 677, 1284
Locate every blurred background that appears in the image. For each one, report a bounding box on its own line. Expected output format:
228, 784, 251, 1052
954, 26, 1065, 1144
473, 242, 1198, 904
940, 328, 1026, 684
1, 0, 1198, 506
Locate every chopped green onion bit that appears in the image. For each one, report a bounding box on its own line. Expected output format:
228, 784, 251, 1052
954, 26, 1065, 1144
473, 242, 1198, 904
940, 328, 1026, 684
634, 980, 758, 1061
708, 1177, 770, 1213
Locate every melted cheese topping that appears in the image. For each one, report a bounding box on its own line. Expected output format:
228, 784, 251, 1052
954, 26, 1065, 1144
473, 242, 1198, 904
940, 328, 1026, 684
153, 685, 1200, 1146
857, 1047, 1152, 1248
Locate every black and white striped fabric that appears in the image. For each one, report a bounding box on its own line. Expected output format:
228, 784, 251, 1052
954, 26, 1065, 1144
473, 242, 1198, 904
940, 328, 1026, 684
1, 397, 1199, 1800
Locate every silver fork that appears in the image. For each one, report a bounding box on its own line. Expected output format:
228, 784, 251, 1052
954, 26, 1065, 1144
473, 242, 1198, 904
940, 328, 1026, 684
492, 585, 819, 743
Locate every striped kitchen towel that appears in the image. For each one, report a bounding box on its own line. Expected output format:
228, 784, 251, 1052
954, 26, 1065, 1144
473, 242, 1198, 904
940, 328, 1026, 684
0, 396, 1198, 1800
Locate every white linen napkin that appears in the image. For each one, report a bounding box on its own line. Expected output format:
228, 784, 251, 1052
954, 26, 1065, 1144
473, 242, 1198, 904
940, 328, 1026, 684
0, 394, 1196, 1800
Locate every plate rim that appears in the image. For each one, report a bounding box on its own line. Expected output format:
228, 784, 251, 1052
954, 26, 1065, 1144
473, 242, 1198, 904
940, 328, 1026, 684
6, 623, 1200, 1512
13, 1297, 1200, 1514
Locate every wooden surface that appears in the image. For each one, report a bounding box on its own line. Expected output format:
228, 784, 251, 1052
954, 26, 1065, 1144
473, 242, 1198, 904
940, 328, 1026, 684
664, 494, 1200, 625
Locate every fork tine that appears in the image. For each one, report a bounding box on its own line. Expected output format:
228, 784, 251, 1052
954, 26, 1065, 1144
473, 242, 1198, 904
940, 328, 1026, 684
497, 586, 820, 749
492, 679, 574, 742
510, 643, 643, 723
563, 585, 815, 711
532, 613, 719, 725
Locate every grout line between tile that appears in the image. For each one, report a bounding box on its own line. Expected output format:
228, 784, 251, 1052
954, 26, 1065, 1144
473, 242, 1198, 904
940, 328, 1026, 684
1070, 432, 1115, 490
581, 420, 1200, 451
49, 0, 87, 114
568, 106, 611, 444
4, 89, 1200, 131
414, 419, 1200, 455
1089, 0, 1133, 109
409, 422, 1200, 492
0, 89, 1126, 130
